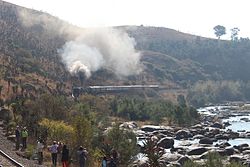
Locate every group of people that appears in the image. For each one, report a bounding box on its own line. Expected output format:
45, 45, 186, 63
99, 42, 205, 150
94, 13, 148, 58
15, 125, 28, 151
15, 127, 118, 167
46, 141, 88, 167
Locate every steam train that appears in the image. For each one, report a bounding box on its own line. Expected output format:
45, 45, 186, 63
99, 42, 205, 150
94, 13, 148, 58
72, 85, 159, 97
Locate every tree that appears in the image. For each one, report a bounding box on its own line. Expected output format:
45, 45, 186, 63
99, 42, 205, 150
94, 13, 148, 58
231, 27, 240, 41
106, 124, 138, 165
213, 25, 226, 39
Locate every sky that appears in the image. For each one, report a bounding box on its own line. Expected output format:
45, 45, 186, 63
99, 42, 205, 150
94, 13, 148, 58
4, 0, 250, 39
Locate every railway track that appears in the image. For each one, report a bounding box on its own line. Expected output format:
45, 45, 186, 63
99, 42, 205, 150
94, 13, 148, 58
0, 149, 24, 167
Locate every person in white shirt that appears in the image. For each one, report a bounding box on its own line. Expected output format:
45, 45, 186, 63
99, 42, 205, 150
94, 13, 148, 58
36, 139, 44, 165
49, 141, 58, 166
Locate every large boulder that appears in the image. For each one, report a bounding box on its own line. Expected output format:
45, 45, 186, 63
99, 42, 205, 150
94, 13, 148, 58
187, 147, 208, 155
199, 137, 213, 145
215, 134, 229, 140
161, 153, 182, 162
229, 155, 243, 163
141, 125, 169, 132
157, 137, 174, 149
175, 129, 191, 139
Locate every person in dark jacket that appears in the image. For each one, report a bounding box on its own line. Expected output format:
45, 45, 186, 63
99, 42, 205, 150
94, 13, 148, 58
61, 144, 69, 167
109, 157, 117, 167
77, 146, 88, 167
15, 126, 20, 150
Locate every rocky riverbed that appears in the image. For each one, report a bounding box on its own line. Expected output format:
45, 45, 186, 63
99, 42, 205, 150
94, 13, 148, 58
122, 104, 250, 166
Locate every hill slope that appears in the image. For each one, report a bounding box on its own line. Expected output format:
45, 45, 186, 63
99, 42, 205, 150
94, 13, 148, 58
1, 0, 250, 101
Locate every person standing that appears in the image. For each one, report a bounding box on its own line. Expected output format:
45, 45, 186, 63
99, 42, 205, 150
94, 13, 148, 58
77, 146, 88, 167
109, 157, 117, 167
37, 139, 44, 165
21, 127, 28, 150
57, 142, 63, 165
15, 126, 20, 150
49, 141, 58, 166
61, 144, 69, 167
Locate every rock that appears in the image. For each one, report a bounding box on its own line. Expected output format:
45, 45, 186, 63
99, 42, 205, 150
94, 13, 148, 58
240, 118, 250, 122
234, 143, 249, 152
223, 121, 231, 127
187, 147, 208, 155
7, 134, 16, 142
229, 155, 243, 163
177, 156, 191, 165
193, 134, 204, 139
167, 162, 181, 167
176, 129, 191, 139
215, 142, 231, 148
224, 148, 235, 156
141, 125, 169, 132
159, 130, 175, 137
161, 153, 182, 162
228, 131, 239, 139
211, 122, 223, 129
199, 137, 213, 145
242, 150, 250, 155
191, 124, 203, 129
170, 147, 187, 155
215, 134, 229, 140
119, 122, 138, 129
157, 137, 174, 149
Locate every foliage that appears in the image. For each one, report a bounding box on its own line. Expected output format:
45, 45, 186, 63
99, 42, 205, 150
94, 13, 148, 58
142, 137, 165, 167
213, 25, 226, 39
204, 152, 223, 167
226, 162, 247, 167
231, 27, 240, 41
39, 118, 74, 145
183, 160, 201, 167
183, 152, 246, 167
71, 116, 93, 150
106, 124, 138, 165
25, 94, 69, 120
111, 97, 199, 125
187, 80, 244, 107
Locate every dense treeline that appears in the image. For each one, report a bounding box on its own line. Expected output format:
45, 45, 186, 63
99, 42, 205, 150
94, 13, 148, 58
187, 80, 250, 107
111, 96, 198, 125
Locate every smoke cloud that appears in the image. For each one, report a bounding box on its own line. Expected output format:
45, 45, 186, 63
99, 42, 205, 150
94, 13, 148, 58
17, 8, 142, 78
59, 28, 142, 78
18, 8, 82, 39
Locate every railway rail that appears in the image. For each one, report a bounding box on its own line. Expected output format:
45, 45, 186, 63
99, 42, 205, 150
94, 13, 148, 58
0, 149, 24, 167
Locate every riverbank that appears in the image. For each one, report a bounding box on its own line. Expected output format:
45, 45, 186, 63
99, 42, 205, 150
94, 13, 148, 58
129, 104, 250, 166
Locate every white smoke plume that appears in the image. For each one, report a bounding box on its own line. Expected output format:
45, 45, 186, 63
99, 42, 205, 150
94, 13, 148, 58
18, 8, 82, 39
60, 28, 142, 78
17, 8, 142, 78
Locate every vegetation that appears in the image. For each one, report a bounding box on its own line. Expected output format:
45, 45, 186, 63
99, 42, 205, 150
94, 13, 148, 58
183, 152, 246, 167
213, 25, 226, 39
187, 80, 250, 107
141, 137, 165, 167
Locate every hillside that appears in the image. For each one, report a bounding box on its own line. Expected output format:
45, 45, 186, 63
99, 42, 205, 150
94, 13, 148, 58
123, 25, 250, 82
1, 0, 250, 103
